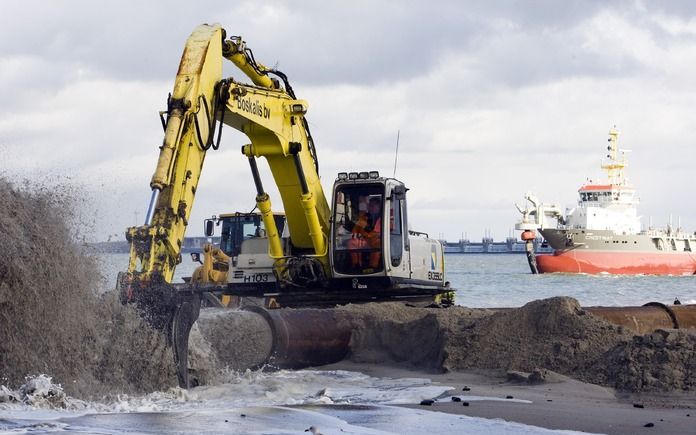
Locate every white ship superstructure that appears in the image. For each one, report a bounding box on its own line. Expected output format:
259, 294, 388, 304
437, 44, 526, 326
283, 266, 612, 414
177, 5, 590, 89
564, 128, 640, 234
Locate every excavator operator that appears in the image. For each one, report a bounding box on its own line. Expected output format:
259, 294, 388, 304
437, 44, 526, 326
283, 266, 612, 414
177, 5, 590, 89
346, 196, 382, 269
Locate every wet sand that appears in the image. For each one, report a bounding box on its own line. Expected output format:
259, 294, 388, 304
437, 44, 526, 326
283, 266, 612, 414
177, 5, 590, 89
325, 361, 695, 435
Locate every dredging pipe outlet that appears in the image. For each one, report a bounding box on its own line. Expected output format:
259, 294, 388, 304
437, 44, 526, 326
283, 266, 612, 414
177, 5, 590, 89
192, 306, 352, 372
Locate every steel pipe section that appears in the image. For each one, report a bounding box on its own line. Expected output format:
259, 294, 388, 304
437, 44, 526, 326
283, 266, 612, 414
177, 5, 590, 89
250, 306, 352, 368
193, 303, 696, 375
193, 306, 352, 372
586, 303, 696, 335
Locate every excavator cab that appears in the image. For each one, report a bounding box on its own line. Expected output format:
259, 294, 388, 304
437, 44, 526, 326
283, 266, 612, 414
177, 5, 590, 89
333, 183, 385, 275
331, 171, 410, 280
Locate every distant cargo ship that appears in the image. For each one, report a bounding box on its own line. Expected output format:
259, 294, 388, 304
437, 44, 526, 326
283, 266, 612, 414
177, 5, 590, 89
515, 128, 696, 275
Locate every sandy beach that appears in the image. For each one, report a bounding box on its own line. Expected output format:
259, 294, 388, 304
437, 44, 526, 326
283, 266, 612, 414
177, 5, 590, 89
326, 361, 695, 435
325, 298, 696, 434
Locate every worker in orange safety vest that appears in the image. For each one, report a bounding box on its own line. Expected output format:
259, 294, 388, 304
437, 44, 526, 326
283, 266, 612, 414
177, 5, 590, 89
346, 196, 382, 268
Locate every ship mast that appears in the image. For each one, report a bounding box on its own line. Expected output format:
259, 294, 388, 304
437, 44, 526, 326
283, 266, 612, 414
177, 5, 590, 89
601, 127, 628, 186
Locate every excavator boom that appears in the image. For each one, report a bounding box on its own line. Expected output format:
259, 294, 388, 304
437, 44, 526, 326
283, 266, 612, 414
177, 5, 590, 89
124, 24, 330, 287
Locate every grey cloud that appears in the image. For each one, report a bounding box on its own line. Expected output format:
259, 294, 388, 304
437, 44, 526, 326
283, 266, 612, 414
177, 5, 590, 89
0, 0, 689, 96
0, 0, 635, 87
470, 32, 645, 88
1, 0, 222, 80
650, 0, 696, 17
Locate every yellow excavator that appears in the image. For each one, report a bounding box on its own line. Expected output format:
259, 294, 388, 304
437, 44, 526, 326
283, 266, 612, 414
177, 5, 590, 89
117, 24, 453, 386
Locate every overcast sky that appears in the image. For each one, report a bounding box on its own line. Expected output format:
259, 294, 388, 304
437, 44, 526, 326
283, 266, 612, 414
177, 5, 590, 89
2, 0, 696, 242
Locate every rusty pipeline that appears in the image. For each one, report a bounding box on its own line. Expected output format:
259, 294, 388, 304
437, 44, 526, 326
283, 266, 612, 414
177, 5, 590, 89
193, 306, 352, 372
585, 303, 696, 335
252, 306, 352, 368
190, 301, 696, 385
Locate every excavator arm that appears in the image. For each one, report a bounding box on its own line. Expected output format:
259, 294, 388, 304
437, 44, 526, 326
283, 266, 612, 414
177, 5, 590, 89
222, 36, 330, 268
124, 24, 330, 288
125, 25, 224, 284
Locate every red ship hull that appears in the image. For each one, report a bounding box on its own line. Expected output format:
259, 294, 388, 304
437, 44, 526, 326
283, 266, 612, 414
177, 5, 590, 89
536, 250, 696, 275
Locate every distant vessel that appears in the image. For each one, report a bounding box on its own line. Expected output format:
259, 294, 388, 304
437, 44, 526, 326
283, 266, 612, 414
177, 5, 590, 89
515, 128, 696, 275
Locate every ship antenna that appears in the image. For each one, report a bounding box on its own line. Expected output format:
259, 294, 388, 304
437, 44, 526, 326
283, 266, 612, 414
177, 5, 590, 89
393, 129, 400, 178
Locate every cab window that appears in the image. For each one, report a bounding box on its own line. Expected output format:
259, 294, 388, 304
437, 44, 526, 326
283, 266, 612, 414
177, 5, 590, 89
219, 214, 284, 257
333, 184, 384, 274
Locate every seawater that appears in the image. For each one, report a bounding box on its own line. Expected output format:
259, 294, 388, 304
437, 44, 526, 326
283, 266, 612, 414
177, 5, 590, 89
444, 254, 696, 307
1, 371, 591, 435
99, 253, 696, 307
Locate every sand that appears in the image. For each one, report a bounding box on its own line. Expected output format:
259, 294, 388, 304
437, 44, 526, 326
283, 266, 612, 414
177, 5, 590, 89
328, 298, 696, 433
337, 298, 696, 394
326, 361, 695, 435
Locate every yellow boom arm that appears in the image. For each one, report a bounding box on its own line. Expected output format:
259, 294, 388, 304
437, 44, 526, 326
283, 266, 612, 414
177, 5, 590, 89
126, 24, 330, 284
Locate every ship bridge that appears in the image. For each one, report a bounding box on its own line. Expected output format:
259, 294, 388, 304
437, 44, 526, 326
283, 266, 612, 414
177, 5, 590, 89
568, 183, 641, 234
577, 184, 638, 207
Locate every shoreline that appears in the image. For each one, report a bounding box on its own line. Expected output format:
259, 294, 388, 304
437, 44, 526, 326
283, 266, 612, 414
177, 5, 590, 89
324, 361, 695, 435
